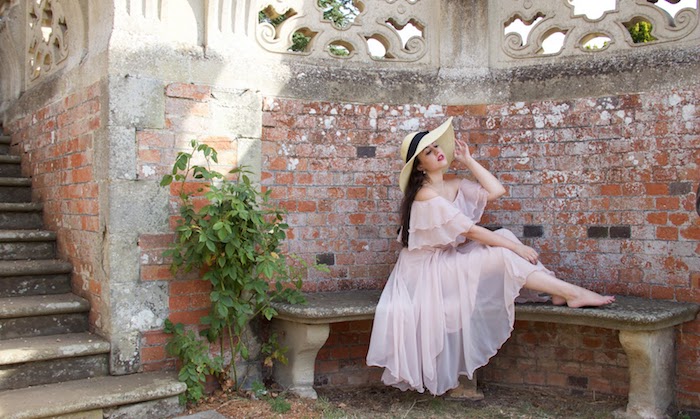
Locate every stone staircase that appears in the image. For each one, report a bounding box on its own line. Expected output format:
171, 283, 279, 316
0, 134, 186, 418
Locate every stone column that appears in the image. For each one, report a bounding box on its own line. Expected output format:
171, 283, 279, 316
271, 319, 330, 399
616, 328, 675, 419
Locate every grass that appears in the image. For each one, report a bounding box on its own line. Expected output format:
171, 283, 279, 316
179, 383, 699, 418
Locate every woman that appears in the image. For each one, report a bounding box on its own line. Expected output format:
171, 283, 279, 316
366, 117, 614, 399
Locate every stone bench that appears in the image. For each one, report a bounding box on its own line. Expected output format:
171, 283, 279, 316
270, 290, 699, 419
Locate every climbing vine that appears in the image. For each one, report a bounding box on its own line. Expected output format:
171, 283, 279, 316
161, 140, 325, 404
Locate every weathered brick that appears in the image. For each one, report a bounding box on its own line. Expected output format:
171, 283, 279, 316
316, 253, 335, 266
610, 225, 631, 239
165, 83, 211, 101
587, 226, 609, 238
670, 182, 692, 195
523, 225, 544, 237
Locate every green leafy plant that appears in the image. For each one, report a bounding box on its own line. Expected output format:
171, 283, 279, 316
251, 381, 292, 413
258, 0, 359, 54
627, 20, 656, 43
161, 140, 324, 403
318, 0, 360, 29
164, 319, 223, 404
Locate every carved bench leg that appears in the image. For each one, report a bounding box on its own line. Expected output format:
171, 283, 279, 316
447, 375, 483, 401
616, 328, 674, 419
271, 319, 330, 399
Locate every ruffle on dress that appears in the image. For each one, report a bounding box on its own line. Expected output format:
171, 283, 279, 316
408, 201, 473, 250
407, 179, 490, 250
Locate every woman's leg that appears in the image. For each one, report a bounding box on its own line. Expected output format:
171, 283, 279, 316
523, 271, 615, 308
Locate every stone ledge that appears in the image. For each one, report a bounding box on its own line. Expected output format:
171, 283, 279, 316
0, 372, 186, 419
0, 332, 110, 365
272, 290, 381, 324
0, 293, 89, 318
516, 296, 700, 331
271, 290, 700, 331
0, 203, 43, 212
0, 178, 31, 187
0, 259, 73, 276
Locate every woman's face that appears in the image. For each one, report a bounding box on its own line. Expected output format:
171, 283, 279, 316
417, 142, 447, 173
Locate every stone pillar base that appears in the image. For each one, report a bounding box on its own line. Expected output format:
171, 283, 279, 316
614, 328, 674, 419
446, 375, 484, 401
271, 319, 330, 399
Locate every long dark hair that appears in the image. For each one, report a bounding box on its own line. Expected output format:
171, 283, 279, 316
400, 159, 427, 247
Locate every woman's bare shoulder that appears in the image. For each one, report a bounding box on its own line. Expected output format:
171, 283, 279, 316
415, 187, 439, 201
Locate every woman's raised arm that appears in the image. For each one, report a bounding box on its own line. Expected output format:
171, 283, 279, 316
454, 138, 505, 201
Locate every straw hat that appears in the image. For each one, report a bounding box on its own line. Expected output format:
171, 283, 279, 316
399, 117, 455, 193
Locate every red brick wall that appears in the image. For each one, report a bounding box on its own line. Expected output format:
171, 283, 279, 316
314, 320, 629, 397
261, 88, 700, 408
137, 83, 239, 371
480, 322, 629, 396
6, 82, 103, 328
135, 82, 698, 407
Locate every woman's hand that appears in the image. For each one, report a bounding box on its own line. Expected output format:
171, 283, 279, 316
453, 138, 473, 164
514, 244, 539, 265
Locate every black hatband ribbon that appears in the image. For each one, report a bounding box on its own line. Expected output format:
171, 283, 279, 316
406, 131, 429, 163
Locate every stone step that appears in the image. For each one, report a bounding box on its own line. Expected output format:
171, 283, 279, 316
0, 259, 73, 277
0, 177, 32, 203
0, 230, 56, 260
0, 332, 111, 390
0, 371, 186, 419
0, 294, 89, 340
0, 203, 44, 230
0, 155, 21, 177
0, 136, 10, 155
0, 260, 73, 297
0, 273, 71, 297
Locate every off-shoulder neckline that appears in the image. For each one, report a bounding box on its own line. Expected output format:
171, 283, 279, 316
414, 186, 462, 204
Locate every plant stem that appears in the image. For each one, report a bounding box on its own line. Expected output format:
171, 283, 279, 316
228, 322, 238, 388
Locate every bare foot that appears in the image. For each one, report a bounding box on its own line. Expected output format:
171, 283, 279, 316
551, 295, 566, 306
566, 289, 615, 308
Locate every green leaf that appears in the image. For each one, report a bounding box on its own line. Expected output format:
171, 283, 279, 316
220, 295, 234, 307
216, 303, 228, 318
160, 174, 173, 187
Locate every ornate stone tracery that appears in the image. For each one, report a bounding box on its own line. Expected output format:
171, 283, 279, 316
255, 0, 434, 63
27, 0, 68, 82
500, 0, 699, 60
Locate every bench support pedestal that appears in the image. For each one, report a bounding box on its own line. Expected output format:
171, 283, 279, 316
271, 319, 329, 399
615, 328, 674, 419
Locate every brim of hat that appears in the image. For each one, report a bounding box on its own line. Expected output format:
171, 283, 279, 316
399, 117, 455, 193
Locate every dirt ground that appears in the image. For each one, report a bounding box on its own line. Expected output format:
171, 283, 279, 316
178, 383, 638, 419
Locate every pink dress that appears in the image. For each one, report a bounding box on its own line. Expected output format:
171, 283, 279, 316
366, 179, 551, 396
